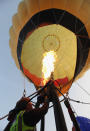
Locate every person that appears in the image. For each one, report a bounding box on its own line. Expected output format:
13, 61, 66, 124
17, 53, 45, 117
4, 95, 49, 131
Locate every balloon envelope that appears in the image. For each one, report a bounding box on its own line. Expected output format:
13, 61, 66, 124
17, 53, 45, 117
9, 0, 90, 95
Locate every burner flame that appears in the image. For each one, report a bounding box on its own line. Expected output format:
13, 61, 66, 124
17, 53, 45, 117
42, 50, 56, 84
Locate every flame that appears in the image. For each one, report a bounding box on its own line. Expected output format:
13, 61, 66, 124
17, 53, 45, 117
42, 51, 56, 84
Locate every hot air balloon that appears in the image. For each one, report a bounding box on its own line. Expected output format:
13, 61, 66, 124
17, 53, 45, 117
9, 0, 90, 130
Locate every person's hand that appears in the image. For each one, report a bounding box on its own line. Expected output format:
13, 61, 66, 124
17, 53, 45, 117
44, 96, 49, 103
8, 109, 16, 122
37, 95, 45, 104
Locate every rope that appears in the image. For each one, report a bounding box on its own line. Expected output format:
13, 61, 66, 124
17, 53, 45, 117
54, 81, 90, 106
28, 85, 47, 99
69, 98, 90, 105
49, 98, 65, 109
2, 80, 90, 121
29, 86, 47, 101
0, 84, 47, 121
69, 102, 78, 116
76, 82, 90, 97
54, 80, 68, 99
54, 85, 66, 99
23, 76, 26, 97
28, 80, 54, 100
52, 81, 90, 119
0, 100, 36, 121
0, 114, 9, 120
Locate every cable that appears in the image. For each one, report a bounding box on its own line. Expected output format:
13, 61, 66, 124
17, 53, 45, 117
29, 80, 56, 100
0, 114, 9, 120
26, 80, 90, 106
54, 85, 66, 99
49, 98, 65, 109
23, 76, 26, 97
69, 98, 90, 105
0, 84, 48, 121
29, 85, 47, 101
54, 80, 68, 99
52, 81, 80, 117
69, 101, 78, 116
3, 80, 89, 121
54, 81, 90, 111
28, 83, 48, 99
76, 82, 90, 97
27, 90, 39, 98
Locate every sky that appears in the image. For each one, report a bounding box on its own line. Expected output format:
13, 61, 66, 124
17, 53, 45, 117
0, 0, 90, 131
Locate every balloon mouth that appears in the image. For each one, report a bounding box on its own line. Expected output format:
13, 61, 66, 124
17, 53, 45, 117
43, 34, 60, 52
22, 63, 69, 86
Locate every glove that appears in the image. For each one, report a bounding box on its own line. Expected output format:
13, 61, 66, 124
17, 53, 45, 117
44, 97, 49, 103
8, 109, 16, 121
37, 95, 45, 104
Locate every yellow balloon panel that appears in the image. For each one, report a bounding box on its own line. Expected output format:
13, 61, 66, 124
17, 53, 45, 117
21, 24, 77, 84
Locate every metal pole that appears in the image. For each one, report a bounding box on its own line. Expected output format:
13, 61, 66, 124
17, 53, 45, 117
64, 99, 81, 131
40, 117, 45, 131
35, 99, 45, 131
50, 85, 68, 131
